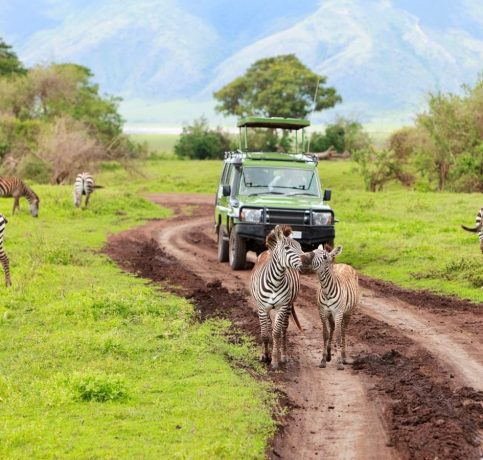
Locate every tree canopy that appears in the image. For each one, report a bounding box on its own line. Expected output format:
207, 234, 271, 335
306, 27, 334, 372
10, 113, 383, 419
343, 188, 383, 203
213, 54, 341, 118
0, 39, 26, 76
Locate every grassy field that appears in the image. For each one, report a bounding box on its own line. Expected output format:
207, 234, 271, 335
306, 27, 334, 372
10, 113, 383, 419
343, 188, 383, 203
130, 133, 178, 157
0, 186, 274, 458
99, 159, 482, 303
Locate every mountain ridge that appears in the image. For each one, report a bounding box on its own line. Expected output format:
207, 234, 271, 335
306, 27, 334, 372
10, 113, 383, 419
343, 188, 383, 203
2, 0, 483, 126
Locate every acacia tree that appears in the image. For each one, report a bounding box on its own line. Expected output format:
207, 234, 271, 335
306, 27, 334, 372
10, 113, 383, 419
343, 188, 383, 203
213, 54, 341, 118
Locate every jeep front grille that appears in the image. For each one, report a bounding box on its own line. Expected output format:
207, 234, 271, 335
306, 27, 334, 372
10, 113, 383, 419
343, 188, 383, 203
264, 208, 310, 225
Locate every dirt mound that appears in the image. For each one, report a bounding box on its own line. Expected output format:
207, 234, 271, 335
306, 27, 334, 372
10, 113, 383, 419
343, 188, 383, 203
353, 349, 482, 459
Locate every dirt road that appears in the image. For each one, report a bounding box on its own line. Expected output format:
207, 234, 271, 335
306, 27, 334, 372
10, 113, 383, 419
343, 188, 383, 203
105, 193, 483, 460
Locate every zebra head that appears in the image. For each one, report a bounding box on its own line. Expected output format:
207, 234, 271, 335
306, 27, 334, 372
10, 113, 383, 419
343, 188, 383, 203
29, 198, 40, 217
302, 244, 343, 272
266, 225, 303, 270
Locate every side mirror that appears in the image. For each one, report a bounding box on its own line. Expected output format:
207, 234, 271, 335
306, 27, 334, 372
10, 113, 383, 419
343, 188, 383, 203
323, 189, 331, 201
222, 185, 231, 197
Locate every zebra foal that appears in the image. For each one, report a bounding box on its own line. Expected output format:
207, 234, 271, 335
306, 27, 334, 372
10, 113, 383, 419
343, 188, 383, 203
302, 245, 360, 370
0, 214, 11, 287
74, 172, 97, 208
0, 177, 40, 217
250, 224, 303, 369
461, 207, 483, 253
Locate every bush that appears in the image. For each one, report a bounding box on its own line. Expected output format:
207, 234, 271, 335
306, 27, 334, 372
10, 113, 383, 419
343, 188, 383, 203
175, 117, 231, 160
352, 147, 414, 192
72, 372, 129, 402
309, 118, 370, 153
16, 154, 51, 183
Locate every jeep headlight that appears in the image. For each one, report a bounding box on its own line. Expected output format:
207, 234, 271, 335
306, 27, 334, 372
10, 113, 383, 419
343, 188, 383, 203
312, 211, 332, 225
240, 208, 263, 223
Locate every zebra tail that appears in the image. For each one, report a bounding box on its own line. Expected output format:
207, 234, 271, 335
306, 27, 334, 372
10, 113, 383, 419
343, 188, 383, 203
93, 185, 104, 189
291, 304, 303, 332
461, 224, 478, 233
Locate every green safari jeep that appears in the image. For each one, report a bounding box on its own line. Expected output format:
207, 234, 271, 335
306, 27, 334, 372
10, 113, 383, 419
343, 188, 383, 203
215, 116, 335, 270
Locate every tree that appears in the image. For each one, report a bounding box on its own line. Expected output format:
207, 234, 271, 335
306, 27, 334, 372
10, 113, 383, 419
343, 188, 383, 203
0, 39, 26, 76
214, 54, 341, 118
175, 117, 231, 160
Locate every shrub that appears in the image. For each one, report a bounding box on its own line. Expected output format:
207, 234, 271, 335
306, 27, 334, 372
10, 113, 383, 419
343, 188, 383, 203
72, 372, 129, 402
309, 118, 370, 153
175, 117, 231, 159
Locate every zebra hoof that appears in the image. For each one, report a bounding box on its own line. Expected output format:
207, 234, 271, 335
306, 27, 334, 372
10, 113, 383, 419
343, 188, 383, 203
280, 356, 288, 364
326, 350, 332, 362
259, 354, 270, 363
337, 363, 345, 370
319, 360, 326, 368
271, 362, 279, 370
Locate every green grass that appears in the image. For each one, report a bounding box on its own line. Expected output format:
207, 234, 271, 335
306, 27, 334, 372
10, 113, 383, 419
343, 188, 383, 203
129, 133, 178, 157
102, 159, 482, 303
0, 185, 274, 459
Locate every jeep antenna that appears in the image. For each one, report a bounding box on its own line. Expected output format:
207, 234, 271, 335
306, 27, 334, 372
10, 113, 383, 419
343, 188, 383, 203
306, 76, 320, 154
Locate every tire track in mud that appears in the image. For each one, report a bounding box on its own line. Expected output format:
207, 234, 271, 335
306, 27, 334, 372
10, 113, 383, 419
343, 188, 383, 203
105, 194, 482, 460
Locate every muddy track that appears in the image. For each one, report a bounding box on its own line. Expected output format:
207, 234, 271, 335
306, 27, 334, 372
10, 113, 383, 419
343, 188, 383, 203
105, 193, 483, 460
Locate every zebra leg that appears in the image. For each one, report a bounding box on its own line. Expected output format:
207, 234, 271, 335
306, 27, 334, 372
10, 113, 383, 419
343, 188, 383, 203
258, 310, 272, 363
0, 250, 11, 287
84, 193, 90, 208
271, 310, 284, 369
319, 316, 330, 368
327, 315, 335, 362
334, 313, 345, 370
341, 315, 351, 364
12, 196, 20, 215
280, 307, 290, 364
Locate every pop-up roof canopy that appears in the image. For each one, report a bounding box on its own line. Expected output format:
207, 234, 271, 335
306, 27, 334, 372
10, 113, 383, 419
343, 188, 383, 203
237, 116, 310, 130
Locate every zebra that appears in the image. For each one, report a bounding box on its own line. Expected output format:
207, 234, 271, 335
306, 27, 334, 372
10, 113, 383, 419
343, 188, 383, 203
301, 245, 360, 370
0, 214, 11, 287
250, 224, 303, 369
461, 207, 483, 253
0, 177, 40, 217
74, 172, 97, 208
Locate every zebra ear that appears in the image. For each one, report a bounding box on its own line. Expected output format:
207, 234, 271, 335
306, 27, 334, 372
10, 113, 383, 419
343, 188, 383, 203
317, 244, 324, 250
273, 225, 284, 240
330, 246, 343, 258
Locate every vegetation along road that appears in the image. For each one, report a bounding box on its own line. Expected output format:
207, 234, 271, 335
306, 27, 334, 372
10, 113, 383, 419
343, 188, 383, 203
106, 193, 483, 460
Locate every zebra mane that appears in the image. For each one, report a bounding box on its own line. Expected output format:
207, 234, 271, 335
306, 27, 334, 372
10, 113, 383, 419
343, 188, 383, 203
265, 224, 292, 250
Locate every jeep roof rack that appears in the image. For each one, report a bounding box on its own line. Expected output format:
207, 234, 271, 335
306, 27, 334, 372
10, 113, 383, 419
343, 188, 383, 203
224, 151, 318, 165
237, 116, 310, 130
237, 117, 310, 153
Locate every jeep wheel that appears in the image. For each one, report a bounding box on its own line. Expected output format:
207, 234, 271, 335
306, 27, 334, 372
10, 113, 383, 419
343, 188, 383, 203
229, 227, 247, 270
217, 226, 229, 262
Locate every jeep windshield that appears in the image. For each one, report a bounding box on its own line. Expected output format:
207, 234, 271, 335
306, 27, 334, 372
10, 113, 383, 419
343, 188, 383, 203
239, 167, 320, 197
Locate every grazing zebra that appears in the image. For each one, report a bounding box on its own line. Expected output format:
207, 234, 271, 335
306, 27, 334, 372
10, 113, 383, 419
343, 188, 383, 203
74, 172, 96, 208
0, 177, 40, 217
250, 224, 303, 369
461, 207, 483, 253
301, 245, 360, 370
0, 214, 11, 287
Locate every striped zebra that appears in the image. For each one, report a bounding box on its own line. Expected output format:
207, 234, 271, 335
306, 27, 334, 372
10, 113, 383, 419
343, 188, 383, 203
74, 173, 96, 208
0, 214, 11, 287
302, 245, 360, 370
0, 177, 40, 217
461, 207, 483, 253
250, 224, 303, 369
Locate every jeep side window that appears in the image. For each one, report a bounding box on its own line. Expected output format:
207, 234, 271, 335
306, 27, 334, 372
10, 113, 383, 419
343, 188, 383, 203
220, 164, 229, 184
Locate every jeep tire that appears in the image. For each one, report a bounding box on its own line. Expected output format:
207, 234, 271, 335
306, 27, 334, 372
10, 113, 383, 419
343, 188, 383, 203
229, 227, 247, 270
217, 226, 229, 262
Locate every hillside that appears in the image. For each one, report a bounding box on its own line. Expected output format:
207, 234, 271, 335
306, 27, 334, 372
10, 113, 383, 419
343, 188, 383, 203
2, 0, 483, 125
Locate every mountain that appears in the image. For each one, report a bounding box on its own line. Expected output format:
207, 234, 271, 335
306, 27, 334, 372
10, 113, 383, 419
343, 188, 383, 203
2, 0, 483, 127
